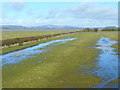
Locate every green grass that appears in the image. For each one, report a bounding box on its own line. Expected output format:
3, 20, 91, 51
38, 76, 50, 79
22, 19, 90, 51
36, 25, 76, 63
1, 34, 73, 55
1, 31, 71, 39
2, 31, 118, 88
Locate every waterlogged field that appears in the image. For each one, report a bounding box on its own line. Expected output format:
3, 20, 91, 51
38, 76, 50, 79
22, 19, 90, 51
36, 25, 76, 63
1, 31, 71, 39
1, 31, 119, 88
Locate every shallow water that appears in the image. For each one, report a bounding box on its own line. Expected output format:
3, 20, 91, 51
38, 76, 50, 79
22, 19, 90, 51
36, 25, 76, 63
92, 37, 118, 88
1, 38, 77, 66
77, 37, 118, 88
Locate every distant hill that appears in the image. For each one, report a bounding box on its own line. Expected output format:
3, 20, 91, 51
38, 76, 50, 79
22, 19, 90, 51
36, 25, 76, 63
1, 25, 81, 29
1, 25, 117, 30
1, 25, 26, 28
29, 25, 80, 28
104, 26, 118, 29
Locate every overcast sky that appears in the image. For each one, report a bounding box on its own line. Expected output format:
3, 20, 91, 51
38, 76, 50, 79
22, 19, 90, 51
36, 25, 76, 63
0, 0, 118, 27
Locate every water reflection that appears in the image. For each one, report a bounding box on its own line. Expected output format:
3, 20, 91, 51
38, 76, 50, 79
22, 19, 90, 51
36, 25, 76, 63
92, 37, 118, 88
1, 38, 77, 66
95, 37, 118, 78
77, 37, 118, 88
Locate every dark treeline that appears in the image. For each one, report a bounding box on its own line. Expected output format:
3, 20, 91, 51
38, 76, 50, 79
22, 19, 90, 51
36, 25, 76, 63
101, 26, 119, 31
82, 28, 118, 32
101, 28, 119, 31
80, 28, 98, 32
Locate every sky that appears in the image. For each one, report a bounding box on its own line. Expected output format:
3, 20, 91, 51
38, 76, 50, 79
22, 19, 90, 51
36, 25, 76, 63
0, 0, 118, 27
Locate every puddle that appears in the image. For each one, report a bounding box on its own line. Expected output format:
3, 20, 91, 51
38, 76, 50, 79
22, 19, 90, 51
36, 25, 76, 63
77, 37, 119, 88
0, 38, 77, 66
92, 37, 119, 88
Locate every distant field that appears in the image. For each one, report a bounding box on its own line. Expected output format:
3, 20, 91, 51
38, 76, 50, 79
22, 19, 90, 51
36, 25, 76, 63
1, 31, 71, 39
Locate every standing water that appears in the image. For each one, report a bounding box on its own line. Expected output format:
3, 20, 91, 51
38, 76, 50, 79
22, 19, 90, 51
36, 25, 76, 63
77, 37, 118, 88
0, 38, 77, 66
93, 37, 118, 88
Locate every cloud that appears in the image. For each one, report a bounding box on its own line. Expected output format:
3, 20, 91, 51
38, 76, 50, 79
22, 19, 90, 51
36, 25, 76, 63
45, 8, 60, 19
1, 2, 117, 27
9, 2, 26, 11
0, 12, 7, 19
26, 8, 34, 15
46, 18, 117, 27
0, 18, 2, 24
44, 2, 117, 21
59, 2, 117, 20
2, 19, 34, 25
3, 0, 118, 2
48, 2, 117, 27
34, 19, 43, 23
17, 19, 23, 25
45, 2, 117, 27
9, 0, 24, 2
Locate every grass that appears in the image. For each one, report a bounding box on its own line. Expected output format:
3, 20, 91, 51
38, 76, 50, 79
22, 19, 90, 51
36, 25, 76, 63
105, 79, 119, 86
1, 34, 73, 55
1, 31, 71, 39
2, 31, 118, 88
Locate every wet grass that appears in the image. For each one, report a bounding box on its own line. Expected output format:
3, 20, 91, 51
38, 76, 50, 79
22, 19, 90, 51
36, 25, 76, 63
2, 31, 118, 88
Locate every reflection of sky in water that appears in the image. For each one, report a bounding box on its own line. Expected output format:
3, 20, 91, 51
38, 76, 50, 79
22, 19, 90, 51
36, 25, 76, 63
77, 37, 118, 88
96, 37, 118, 80
93, 37, 118, 88
1, 38, 77, 66
95, 37, 118, 80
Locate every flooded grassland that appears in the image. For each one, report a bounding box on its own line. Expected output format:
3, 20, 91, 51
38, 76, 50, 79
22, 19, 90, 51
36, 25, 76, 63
2, 31, 119, 88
